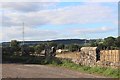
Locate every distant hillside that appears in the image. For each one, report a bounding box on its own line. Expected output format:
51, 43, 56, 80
2, 39, 96, 46
52, 39, 86, 45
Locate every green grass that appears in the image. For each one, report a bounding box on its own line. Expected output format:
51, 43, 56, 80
48, 58, 120, 78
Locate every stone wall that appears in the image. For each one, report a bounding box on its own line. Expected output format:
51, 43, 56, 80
56, 48, 120, 68
79, 47, 98, 67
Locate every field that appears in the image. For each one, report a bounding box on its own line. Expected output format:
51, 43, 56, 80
56, 52, 80, 63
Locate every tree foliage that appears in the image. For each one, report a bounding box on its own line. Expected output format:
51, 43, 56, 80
68, 44, 79, 52
10, 40, 20, 52
35, 44, 45, 54
89, 36, 120, 50
57, 44, 65, 49
104, 36, 115, 47
47, 42, 57, 47
115, 36, 120, 48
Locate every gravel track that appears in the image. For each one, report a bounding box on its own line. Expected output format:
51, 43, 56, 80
2, 64, 106, 78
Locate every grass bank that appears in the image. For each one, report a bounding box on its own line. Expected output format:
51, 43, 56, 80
48, 58, 120, 78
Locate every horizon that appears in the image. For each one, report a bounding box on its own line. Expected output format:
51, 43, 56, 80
1, 36, 118, 43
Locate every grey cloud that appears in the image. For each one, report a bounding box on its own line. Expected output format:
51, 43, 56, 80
3, 3, 116, 27
2, 2, 57, 12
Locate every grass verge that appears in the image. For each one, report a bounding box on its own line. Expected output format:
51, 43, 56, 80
48, 58, 120, 78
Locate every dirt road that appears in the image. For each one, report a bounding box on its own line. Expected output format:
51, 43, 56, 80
2, 64, 105, 78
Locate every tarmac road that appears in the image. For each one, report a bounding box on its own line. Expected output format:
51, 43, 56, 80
2, 64, 106, 78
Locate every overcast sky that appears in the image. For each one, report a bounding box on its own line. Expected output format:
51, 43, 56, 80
0, 1, 119, 42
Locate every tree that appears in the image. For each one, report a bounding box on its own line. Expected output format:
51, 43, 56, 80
35, 44, 45, 54
90, 42, 98, 47
2, 46, 12, 56
47, 42, 57, 48
10, 40, 20, 51
103, 36, 115, 48
97, 43, 106, 50
22, 46, 35, 56
57, 44, 65, 49
115, 36, 120, 48
68, 44, 79, 52
10, 40, 19, 47
29, 46, 35, 54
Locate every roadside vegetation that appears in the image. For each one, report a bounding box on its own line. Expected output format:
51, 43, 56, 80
48, 58, 120, 78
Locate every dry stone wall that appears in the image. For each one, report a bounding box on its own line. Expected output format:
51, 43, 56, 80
56, 48, 120, 68
79, 47, 97, 67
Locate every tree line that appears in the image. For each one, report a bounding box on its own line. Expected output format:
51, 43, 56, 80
90, 36, 120, 50
2, 41, 81, 57
2, 36, 120, 57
